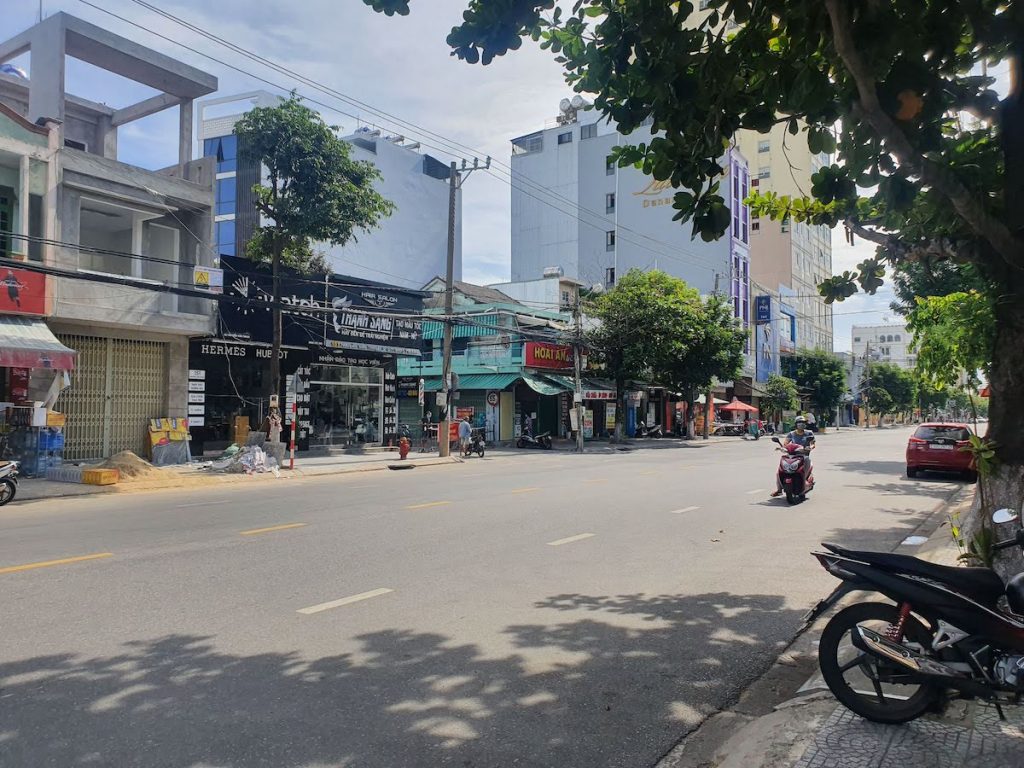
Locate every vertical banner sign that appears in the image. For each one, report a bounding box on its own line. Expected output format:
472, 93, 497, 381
383, 361, 398, 444
755, 294, 771, 324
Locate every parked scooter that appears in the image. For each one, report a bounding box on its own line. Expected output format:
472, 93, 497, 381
771, 435, 814, 504
0, 460, 19, 507
517, 431, 552, 450
635, 421, 663, 438
805, 507, 1024, 724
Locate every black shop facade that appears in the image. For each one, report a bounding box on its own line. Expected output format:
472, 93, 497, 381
188, 255, 424, 455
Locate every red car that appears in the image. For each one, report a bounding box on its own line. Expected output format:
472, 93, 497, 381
906, 422, 975, 481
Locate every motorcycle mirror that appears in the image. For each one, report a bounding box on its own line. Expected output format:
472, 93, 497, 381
992, 508, 1019, 525
771, 436, 781, 444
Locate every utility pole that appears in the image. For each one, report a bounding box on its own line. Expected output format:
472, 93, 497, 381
863, 341, 872, 429
704, 272, 724, 441
438, 156, 489, 457
573, 294, 585, 453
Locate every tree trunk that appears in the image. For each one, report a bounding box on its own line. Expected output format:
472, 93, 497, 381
685, 389, 696, 440
702, 387, 711, 440
613, 375, 625, 442
269, 234, 282, 402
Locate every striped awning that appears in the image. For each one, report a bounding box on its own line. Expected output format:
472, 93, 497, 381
0, 316, 76, 369
419, 372, 521, 392
521, 373, 568, 396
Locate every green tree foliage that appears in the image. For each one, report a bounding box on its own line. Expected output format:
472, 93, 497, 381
760, 373, 799, 426
864, 362, 916, 419
234, 96, 394, 395
789, 350, 848, 417
363, 0, 1024, 466
907, 291, 996, 389
586, 270, 744, 438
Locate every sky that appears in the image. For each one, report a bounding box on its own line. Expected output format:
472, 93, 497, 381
7, 0, 896, 351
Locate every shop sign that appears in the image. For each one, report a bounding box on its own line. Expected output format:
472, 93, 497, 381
755, 313, 780, 383
755, 294, 772, 324
524, 341, 574, 370
0, 267, 48, 316
396, 376, 420, 398
583, 409, 594, 439
192, 339, 296, 361
312, 349, 384, 368
217, 256, 424, 356
187, 404, 205, 415
606, 403, 616, 430
188, 369, 205, 380
582, 388, 615, 401
193, 266, 224, 294
187, 392, 205, 404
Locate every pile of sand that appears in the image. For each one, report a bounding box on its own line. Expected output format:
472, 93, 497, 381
94, 451, 165, 481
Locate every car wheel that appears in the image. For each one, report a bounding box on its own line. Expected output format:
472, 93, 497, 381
963, 470, 978, 483
906, 466, 918, 478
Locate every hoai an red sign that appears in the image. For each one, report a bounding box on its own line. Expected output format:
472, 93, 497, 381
525, 341, 574, 370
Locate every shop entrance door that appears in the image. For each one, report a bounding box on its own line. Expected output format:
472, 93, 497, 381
310, 383, 383, 447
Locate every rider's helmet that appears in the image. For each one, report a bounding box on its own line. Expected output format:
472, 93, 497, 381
795, 416, 807, 427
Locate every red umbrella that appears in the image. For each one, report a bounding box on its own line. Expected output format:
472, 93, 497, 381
979, 385, 991, 398
718, 397, 759, 413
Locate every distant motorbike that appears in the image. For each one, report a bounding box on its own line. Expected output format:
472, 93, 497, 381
463, 428, 485, 458
0, 460, 19, 507
635, 421, 663, 438
517, 431, 552, 450
772, 436, 814, 504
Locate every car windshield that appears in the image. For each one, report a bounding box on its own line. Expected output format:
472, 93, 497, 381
914, 426, 970, 441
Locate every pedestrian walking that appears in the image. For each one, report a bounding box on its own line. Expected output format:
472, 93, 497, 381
458, 415, 473, 457
420, 413, 432, 452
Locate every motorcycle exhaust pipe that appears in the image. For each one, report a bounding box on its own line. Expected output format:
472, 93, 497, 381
852, 627, 968, 680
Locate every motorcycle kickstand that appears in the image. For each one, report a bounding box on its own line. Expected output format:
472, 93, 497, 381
994, 701, 1007, 722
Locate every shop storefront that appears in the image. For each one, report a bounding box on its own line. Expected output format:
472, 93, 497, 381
188, 256, 422, 455
0, 269, 77, 474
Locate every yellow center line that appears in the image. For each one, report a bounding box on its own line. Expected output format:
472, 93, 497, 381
239, 522, 308, 536
406, 500, 452, 510
639, 471, 658, 476
0, 552, 113, 575
510, 487, 540, 494
584, 478, 608, 484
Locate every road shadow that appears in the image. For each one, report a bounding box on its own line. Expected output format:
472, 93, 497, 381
0, 591, 803, 768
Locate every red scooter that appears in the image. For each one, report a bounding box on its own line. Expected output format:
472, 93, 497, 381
771, 436, 814, 504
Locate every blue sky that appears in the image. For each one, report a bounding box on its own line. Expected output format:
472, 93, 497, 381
9, 0, 905, 350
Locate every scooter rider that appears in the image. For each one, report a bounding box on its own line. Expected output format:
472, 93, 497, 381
771, 416, 815, 497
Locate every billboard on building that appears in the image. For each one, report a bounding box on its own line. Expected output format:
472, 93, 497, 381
755, 294, 771, 324
217, 255, 423, 355
524, 341, 574, 370
755, 309, 780, 383
0, 267, 48, 316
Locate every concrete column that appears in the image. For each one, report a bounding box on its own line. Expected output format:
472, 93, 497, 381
178, 100, 193, 177
27, 22, 67, 125
18, 154, 30, 257
43, 121, 60, 267
166, 337, 188, 418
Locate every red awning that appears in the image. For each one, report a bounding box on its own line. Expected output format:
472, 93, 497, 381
718, 396, 759, 413
0, 316, 76, 369
979, 385, 991, 398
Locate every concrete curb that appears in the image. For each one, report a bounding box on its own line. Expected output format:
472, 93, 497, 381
656, 484, 971, 768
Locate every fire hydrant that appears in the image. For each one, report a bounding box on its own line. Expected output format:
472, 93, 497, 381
398, 436, 411, 460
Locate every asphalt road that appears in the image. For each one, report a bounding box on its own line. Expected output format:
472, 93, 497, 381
0, 427, 965, 768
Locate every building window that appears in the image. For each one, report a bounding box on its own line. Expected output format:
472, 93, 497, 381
894, 334, 901, 342
512, 133, 544, 155
605, 267, 615, 287
751, 221, 760, 232
581, 123, 597, 139
557, 131, 573, 145
780, 217, 790, 233
204, 135, 238, 173
216, 219, 236, 257
854, 336, 861, 343
758, 140, 770, 153
605, 230, 616, 251
606, 155, 616, 175
605, 193, 616, 214
758, 166, 771, 179
215, 176, 236, 217
561, 290, 571, 308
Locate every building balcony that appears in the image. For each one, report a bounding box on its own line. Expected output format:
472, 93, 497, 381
398, 345, 526, 378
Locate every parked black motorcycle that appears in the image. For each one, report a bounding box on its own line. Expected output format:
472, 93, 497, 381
806, 507, 1024, 724
0, 460, 18, 507
635, 421, 663, 438
516, 431, 552, 450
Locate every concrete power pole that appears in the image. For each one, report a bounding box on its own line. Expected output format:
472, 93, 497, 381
573, 295, 585, 453
438, 157, 489, 458
863, 340, 872, 429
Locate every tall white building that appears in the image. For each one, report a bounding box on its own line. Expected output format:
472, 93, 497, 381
509, 103, 750, 309
851, 323, 915, 370
198, 91, 460, 288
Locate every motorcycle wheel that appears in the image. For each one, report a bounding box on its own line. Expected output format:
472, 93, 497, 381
0, 478, 15, 506
785, 489, 797, 505
819, 602, 939, 724
477, 447, 485, 458
517, 437, 527, 449
542, 438, 552, 450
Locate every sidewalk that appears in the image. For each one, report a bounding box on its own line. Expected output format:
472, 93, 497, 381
661, 491, 1024, 768
14, 450, 461, 502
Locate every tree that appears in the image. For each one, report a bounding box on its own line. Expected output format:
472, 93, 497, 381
760, 373, 799, 429
659, 294, 746, 439
890, 259, 988, 316
789, 350, 848, 421
234, 96, 394, 397
364, 0, 1024, 552
863, 362, 916, 423
585, 270, 743, 440
907, 290, 996, 390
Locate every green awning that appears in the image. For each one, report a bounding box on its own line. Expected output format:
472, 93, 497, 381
419, 373, 521, 392
422, 314, 504, 340
538, 373, 576, 391
522, 372, 570, 396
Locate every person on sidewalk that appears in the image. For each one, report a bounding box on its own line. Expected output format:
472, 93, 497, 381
458, 416, 473, 457
420, 414, 433, 453
771, 416, 815, 497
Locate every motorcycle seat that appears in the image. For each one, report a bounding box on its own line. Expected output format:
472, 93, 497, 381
821, 543, 1005, 606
